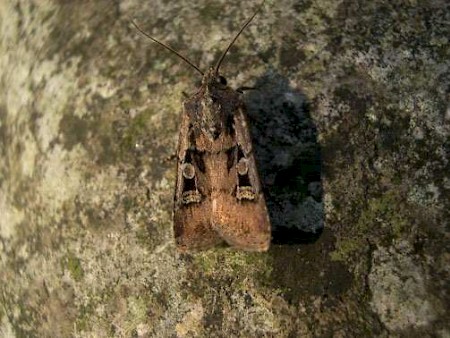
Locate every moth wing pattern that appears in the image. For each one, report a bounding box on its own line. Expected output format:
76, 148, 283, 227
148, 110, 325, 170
134, 0, 271, 251
173, 110, 222, 251
210, 104, 271, 251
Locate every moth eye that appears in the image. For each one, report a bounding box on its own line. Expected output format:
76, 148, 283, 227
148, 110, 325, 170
182, 163, 195, 179
236, 158, 249, 175
217, 76, 227, 85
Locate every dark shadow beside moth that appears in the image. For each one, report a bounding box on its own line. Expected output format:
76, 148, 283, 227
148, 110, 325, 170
244, 72, 324, 245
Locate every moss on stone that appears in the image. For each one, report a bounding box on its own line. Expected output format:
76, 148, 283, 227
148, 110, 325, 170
331, 190, 411, 262
75, 303, 94, 332
66, 253, 84, 281
191, 249, 272, 282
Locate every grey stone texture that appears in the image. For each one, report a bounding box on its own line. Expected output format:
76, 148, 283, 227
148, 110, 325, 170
0, 0, 448, 336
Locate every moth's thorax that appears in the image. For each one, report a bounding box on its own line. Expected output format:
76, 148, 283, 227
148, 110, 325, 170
187, 68, 239, 141
199, 85, 224, 140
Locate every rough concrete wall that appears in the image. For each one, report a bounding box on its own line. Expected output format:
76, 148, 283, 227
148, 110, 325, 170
0, 0, 448, 337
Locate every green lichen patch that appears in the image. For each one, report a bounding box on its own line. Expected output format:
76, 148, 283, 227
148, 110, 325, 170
65, 253, 84, 281
118, 108, 156, 156
189, 248, 272, 283
122, 296, 149, 336
331, 190, 410, 263
75, 302, 94, 333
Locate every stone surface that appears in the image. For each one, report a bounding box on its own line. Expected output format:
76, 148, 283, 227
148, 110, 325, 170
369, 241, 443, 332
0, 0, 448, 337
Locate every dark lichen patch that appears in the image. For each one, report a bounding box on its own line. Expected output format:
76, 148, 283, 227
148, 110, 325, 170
198, 3, 224, 24
0, 303, 4, 324
3, 297, 35, 338
278, 39, 307, 71
96, 133, 116, 165
58, 100, 121, 166
2, 275, 77, 338
140, 219, 173, 250
270, 229, 352, 304
0, 105, 9, 159
44, 2, 122, 64
78, 178, 127, 233
59, 113, 90, 151
58, 91, 162, 168
10, 179, 35, 212
122, 196, 134, 213
269, 230, 384, 336
333, 1, 448, 56
202, 303, 224, 335
83, 207, 105, 229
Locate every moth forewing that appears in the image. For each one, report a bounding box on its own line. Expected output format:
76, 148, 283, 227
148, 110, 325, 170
209, 103, 271, 251
173, 108, 221, 250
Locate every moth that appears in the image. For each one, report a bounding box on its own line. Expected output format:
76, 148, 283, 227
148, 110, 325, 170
133, 3, 271, 251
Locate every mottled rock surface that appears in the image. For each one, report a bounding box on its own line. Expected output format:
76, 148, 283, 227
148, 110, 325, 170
0, 0, 448, 337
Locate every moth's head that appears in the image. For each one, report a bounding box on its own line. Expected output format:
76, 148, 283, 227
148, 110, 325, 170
202, 67, 228, 90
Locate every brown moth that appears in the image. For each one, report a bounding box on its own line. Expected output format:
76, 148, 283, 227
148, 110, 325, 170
133, 3, 271, 251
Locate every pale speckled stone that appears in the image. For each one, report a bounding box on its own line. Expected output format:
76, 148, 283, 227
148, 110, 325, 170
369, 241, 443, 331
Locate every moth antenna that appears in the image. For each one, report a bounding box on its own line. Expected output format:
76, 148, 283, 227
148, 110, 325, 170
131, 20, 204, 76
214, 1, 265, 76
